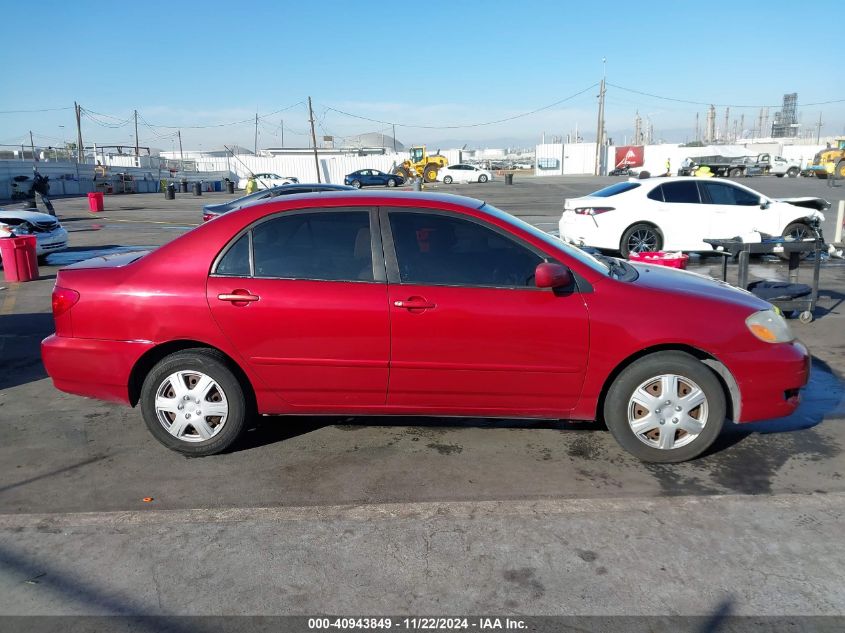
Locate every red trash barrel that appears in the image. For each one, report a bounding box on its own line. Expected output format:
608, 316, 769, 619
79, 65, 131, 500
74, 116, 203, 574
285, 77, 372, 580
87, 192, 105, 212
0, 235, 39, 282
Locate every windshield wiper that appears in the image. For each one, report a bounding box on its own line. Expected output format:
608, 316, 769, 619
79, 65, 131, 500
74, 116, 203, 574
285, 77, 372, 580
594, 254, 628, 278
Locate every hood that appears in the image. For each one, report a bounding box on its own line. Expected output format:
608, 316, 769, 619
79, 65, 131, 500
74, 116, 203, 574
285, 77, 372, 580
774, 197, 830, 212
0, 209, 59, 223
628, 261, 771, 312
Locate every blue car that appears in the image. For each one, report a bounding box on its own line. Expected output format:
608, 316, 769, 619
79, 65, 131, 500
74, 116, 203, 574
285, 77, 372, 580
344, 169, 404, 188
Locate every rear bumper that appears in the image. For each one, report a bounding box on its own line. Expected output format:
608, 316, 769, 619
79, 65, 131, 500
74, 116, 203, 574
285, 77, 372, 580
725, 341, 811, 423
41, 334, 154, 405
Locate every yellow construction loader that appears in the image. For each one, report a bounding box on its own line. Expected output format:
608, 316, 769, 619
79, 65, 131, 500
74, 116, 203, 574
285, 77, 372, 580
808, 138, 845, 179
394, 146, 448, 182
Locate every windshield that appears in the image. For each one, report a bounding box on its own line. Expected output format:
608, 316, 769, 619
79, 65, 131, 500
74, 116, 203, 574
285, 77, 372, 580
480, 204, 610, 275
588, 182, 641, 197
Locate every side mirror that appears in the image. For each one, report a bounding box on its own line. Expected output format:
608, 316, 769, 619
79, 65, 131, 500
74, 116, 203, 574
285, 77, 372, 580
760, 199, 770, 209
535, 262, 573, 289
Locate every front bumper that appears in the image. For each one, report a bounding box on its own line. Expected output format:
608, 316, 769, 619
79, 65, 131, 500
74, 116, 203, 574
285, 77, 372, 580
724, 340, 810, 423
35, 228, 68, 256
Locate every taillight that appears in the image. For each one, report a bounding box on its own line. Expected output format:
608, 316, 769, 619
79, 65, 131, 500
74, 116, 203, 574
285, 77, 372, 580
574, 207, 615, 215
203, 213, 215, 222
52, 286, 79, 317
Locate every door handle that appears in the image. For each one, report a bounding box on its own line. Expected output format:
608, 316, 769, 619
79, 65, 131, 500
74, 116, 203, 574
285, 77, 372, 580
218, 291, 260, 303
393, 297, 435, 310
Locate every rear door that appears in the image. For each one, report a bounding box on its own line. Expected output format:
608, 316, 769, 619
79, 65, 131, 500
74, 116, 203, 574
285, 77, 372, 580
207, 208, 390, 408
646, 181, 711, 250
381, 207, 590, 415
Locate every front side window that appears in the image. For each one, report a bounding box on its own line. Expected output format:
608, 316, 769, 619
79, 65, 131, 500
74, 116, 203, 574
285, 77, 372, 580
389, 212, 542, 288
701, 182, 759, 206
251, 211, 374, 281
661, 181, 701, 204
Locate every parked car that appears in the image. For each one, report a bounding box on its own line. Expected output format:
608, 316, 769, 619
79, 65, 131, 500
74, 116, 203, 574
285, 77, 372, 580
202, 184, 356, 222
559, 178, 827, 257
0, 208, 68, 261
438, 164, 493, 184
344, 170, 404, 188
42, 191, 809, 463
236, 173, 299, 190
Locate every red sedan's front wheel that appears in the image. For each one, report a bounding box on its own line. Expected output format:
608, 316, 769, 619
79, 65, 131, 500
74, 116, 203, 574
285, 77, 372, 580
603, 351, 726, 463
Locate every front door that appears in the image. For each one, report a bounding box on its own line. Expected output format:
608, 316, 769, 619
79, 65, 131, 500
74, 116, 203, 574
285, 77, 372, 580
382, 208, 590, 416
207, 208, 389, 408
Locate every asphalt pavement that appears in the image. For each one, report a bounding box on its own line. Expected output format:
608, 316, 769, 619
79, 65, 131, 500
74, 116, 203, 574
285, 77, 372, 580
1, 176, 844, 618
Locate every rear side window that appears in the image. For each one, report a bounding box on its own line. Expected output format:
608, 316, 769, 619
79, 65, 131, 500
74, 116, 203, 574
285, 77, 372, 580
589, 182, 641, 197
252, 212, 373, 281
661, 181, 701, 204
216, 234, 250, 276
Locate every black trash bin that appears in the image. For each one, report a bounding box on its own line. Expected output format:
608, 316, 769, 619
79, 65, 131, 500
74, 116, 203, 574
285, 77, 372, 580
180, 179, 188, 193
226, 180, 235, 194
165, 184, 176, 200
504, 173, 514, 185
192, 182, 202, 196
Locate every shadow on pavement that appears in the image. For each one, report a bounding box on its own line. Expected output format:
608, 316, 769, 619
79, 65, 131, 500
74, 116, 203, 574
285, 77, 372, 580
0, 312, 53, 390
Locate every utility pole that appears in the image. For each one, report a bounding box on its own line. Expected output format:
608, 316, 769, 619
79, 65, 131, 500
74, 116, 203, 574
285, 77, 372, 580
280, 119, 284, 148
723, 107, 730, 143
177, 129, 184, 161
254, 113, 258, 155
74, 101, 84, 163
392, 123, 396, 152
29, 130, 37, 162
308, 96, 321, 183
134, 109, 139, 158
694, 112, 699, 143
594, 76, 606, 174
816, 112, 823, 144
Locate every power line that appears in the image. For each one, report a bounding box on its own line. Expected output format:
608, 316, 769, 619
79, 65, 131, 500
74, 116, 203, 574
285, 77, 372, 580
142, 101, 306, 129
607, 83, 845, 108
0, 106, 74, 114
321, 84, 599, 129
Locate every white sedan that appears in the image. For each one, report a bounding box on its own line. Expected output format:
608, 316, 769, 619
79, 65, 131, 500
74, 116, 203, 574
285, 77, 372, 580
559, 178, 827, 257
237, 173, 299, 190
438, 164, 492, 184
0, 209, 69, 260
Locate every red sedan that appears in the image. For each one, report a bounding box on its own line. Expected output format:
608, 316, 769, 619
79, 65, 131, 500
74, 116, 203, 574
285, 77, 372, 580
41, 192, 809, 462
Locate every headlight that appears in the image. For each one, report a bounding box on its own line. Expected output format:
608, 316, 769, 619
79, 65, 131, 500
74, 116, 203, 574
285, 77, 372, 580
745, 309, 794, 343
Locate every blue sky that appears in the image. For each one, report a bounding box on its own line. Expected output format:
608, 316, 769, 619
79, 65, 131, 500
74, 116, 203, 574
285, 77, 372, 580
1, 0, 843, 150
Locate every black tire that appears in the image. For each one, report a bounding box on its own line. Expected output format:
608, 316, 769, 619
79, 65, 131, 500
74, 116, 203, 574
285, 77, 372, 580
838, 161, 845, 179
140, 349, 249, 456
728, 167, 743, 178
478, 174, 489, 183
776, 173, 784, 178
620, 223, 663, 258
787, 167, 799, 178
386, 178, 396, 188
780, 222, 814, 261
351, 180, 362, 189
443, 175, 453, 184
603, 351, 726, 463
423, 164, 439, 183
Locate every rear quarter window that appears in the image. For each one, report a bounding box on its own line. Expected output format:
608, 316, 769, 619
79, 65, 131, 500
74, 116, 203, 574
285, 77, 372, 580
589, 182, 641, 197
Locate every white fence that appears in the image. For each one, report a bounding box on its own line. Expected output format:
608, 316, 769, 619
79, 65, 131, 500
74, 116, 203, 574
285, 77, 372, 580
535, 142, 827, 176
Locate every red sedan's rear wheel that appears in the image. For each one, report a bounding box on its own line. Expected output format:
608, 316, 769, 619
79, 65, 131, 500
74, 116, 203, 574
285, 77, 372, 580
603, 351, 725, 463
140, 349, 248, 456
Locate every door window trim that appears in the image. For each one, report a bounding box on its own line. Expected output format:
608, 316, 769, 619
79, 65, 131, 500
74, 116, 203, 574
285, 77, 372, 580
379, 206, 560, 291
209, 207, 386, 283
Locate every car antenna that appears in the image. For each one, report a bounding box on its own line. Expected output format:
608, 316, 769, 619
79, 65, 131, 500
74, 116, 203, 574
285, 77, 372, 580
224, 145, 270, 190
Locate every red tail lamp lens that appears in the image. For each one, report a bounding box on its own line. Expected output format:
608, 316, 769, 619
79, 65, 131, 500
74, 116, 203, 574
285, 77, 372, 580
52, 287, 80, 317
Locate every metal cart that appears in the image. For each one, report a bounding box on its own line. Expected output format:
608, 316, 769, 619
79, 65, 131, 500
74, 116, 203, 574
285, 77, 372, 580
703, 238, 824, 323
